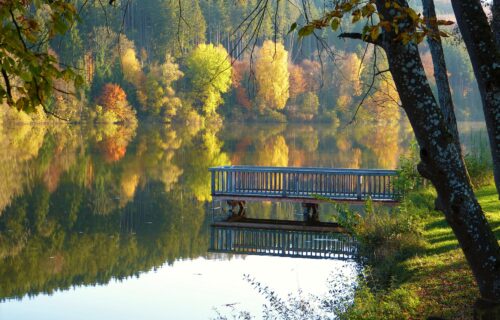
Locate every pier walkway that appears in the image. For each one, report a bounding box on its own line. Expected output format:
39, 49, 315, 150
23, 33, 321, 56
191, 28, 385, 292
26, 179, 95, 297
210, 166, 400, 205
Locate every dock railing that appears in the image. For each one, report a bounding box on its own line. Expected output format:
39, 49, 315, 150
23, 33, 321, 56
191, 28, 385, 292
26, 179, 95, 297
210, 166, 400, 202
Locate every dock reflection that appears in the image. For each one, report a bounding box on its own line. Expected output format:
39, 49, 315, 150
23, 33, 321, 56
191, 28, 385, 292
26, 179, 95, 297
209, 217, 358, 260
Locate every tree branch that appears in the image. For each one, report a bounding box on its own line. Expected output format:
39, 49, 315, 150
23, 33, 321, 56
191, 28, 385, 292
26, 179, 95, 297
9, 7, 28, 51
338, 32, 380, 45
1, 68, 13, 105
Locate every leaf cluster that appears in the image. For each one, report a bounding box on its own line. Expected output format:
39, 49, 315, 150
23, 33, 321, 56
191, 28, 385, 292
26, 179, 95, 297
291, 0, 454, 45
0, 1, 83, 115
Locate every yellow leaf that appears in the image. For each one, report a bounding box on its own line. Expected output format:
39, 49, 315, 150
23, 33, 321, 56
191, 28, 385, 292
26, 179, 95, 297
342, 3, 353, 11
331, 10, 343, 18
362, 3, 375, 17
352, 10, 361, 23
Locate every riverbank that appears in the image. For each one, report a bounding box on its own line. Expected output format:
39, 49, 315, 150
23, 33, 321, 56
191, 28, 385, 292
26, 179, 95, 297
411, 185, 499, 318
346, 184, 499, 319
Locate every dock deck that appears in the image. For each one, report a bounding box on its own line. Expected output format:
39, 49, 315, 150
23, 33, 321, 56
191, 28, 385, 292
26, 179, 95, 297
210, 165, 400, 203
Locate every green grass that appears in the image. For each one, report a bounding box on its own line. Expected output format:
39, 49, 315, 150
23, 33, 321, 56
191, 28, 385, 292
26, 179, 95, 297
402, 185, 499, 319
345, 185, 499, 319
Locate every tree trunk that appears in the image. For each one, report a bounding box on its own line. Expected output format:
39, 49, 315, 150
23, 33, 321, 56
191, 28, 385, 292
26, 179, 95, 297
493, 0, 500, 50
422, 0, 461, 153
450, 0, 500, 197
373, 0, 500, 303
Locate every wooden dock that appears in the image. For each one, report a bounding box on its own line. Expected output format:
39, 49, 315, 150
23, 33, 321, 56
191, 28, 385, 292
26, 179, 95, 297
210, 165, 400, 204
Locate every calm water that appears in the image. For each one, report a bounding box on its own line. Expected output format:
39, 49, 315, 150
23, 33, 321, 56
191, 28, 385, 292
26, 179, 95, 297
0, 121, 486, 319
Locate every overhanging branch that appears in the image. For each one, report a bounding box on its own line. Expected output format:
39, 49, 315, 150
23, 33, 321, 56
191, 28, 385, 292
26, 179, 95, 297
1, 68, 13, 105
338, 32, 380, 46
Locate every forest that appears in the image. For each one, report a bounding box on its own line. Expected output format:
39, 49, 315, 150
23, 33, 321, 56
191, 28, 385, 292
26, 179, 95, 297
0, 0, 484, 126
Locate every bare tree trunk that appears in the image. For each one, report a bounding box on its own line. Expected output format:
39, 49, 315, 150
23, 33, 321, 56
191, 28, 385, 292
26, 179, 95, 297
450, 0, 500, 198
372, 0, 500, 303
422, 0, 461, 154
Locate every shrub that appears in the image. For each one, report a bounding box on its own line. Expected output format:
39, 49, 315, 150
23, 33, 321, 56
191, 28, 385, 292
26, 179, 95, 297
395, 140, 428, 195
464, 153, 493, 189
259, 108, 287, 122
285, 92, 319, 121
353, 200, 424, 289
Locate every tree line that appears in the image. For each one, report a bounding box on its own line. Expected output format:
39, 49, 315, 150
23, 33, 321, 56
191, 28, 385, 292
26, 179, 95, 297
1, 0, 485, 124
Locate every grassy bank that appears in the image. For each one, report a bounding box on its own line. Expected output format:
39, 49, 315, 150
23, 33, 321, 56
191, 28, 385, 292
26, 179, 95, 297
346, 185, 500, 319
410, 185, 499, 319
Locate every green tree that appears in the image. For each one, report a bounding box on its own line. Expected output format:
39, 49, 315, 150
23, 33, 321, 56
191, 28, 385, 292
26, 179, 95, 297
185, 43, 232, 115
137, 55, 184, 120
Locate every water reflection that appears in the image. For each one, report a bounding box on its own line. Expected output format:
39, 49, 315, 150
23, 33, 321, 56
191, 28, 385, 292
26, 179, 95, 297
0, 121, 486, 318
209, 222, 358, 259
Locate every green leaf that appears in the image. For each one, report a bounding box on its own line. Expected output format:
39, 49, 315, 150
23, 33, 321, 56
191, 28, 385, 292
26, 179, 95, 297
288, 22, 297, 34
20, 72, 32, 82
298, 25, 315, 37
331, 19, 340, 31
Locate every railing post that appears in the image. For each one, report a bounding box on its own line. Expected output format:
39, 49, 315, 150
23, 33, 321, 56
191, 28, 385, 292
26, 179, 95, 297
228, 171, 233, 192
282, 172, 287, 197
356, 175, 362, 200
295, 173, 299, 195
211, 170, 215, 195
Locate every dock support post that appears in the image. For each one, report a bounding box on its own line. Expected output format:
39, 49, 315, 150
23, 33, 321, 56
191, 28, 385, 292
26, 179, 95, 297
302, 203, 319, 222
227, 200, 246, 216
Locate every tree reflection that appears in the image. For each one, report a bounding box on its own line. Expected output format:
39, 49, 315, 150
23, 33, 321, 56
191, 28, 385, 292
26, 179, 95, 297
0, 121, 416, 301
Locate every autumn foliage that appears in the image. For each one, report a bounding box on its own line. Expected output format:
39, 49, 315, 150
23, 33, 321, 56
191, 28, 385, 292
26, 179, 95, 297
100, 139, 127, 163
98, 84, 127, 111
96, 83, 136, 123
97, 126, 136, 163
255, 41, 289, 111
232, 60, 252, 110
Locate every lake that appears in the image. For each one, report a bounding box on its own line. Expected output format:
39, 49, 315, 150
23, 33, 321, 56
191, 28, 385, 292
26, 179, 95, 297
0, 121, 487, 319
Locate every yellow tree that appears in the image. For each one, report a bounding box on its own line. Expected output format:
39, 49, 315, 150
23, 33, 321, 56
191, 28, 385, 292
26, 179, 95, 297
255, 41, 289, 111
121, 48, 143, 88
140, 56, 184, 119
335, 52, 364, 120
363, 76, 401, 124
